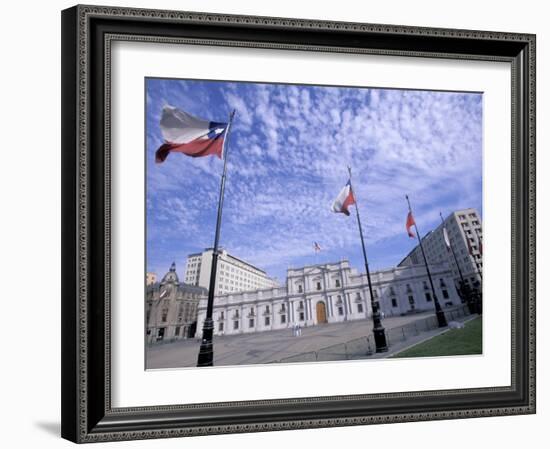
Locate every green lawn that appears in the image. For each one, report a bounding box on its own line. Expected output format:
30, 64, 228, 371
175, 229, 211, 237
391, 317, 482, 358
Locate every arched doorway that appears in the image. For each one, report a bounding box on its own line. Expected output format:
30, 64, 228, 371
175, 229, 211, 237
316, 301, 327, 324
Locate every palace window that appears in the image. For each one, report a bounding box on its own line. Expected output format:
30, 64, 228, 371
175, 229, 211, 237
265, 305, 270, 313
440, 278, 447, 288
281, 315, 286, 324
281, 303, 286, 312
220, 311, 224, 319
442, 289, 449, 299
218, 322, 224, 331
316, 281, 322, 290
175, 326, 180, 336
425, 292, 432, 302
265, 317, 270, 326
389, 286, 396, 296
249, 319, 254, 328
335, 279, 341, 287
357, 303, 364, 313
423, 281, 429, 290
299, 312, 305, 321
338, 307, 344, 316
233, 321, 239, 330
298, 285, 303, 293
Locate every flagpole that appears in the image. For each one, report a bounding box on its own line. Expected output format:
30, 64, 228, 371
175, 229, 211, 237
348, 166, 388, 353
406, 195, 447, 328
197, 109, 236, 367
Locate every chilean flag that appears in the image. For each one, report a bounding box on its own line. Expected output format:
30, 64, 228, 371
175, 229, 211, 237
155, 105, 228, 163
406, 211, 416, 238
331, 181, 356, 216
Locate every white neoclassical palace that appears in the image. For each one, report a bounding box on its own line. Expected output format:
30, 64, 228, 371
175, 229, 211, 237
195, 259, 461, 337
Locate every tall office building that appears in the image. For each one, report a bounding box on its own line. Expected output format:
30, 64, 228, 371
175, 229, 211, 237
184, 248, 279, 295
398, 208, 483, 290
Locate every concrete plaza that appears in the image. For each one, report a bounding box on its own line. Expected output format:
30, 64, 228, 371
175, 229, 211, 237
146, 309, 455, 369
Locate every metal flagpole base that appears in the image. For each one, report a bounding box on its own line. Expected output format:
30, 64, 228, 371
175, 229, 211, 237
373, 326, 388, 353
197, 318, 214, 366
435, 309, 448, 328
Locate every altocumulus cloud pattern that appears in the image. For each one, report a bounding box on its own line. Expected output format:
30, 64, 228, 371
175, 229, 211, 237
146, 78, 482, 281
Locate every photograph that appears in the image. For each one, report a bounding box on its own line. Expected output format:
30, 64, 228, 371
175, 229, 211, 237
144, 78, 484, 369
57, 3, 536, 443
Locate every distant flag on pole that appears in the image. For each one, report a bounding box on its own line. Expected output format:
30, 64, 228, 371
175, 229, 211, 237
443, 226, 451, 250
406, 211, 416, 238
155, 105, 228, 163
331, 180, 356, 216
314, 242, 322, 253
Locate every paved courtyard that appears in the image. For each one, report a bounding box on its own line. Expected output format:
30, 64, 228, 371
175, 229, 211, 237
146, 310, 451, 369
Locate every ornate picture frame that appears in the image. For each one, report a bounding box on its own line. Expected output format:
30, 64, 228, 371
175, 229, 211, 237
61, 4, 535, 443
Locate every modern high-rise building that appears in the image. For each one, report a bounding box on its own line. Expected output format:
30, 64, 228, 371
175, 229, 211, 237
398, 208, 483, 290
184, 248, 279, 295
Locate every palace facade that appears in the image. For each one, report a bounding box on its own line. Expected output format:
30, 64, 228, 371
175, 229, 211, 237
195, 259, 461, 338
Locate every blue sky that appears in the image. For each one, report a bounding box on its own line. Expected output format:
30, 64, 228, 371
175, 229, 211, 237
146, 78, 482, 284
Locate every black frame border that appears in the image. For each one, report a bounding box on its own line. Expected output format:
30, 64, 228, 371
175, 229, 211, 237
61, 4, 536, 443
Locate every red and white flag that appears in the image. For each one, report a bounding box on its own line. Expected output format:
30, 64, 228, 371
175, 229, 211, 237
313, 242, 322, 253
331, 180, 356, 216
406, 211, 416, 238
155, 105, 228, 163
